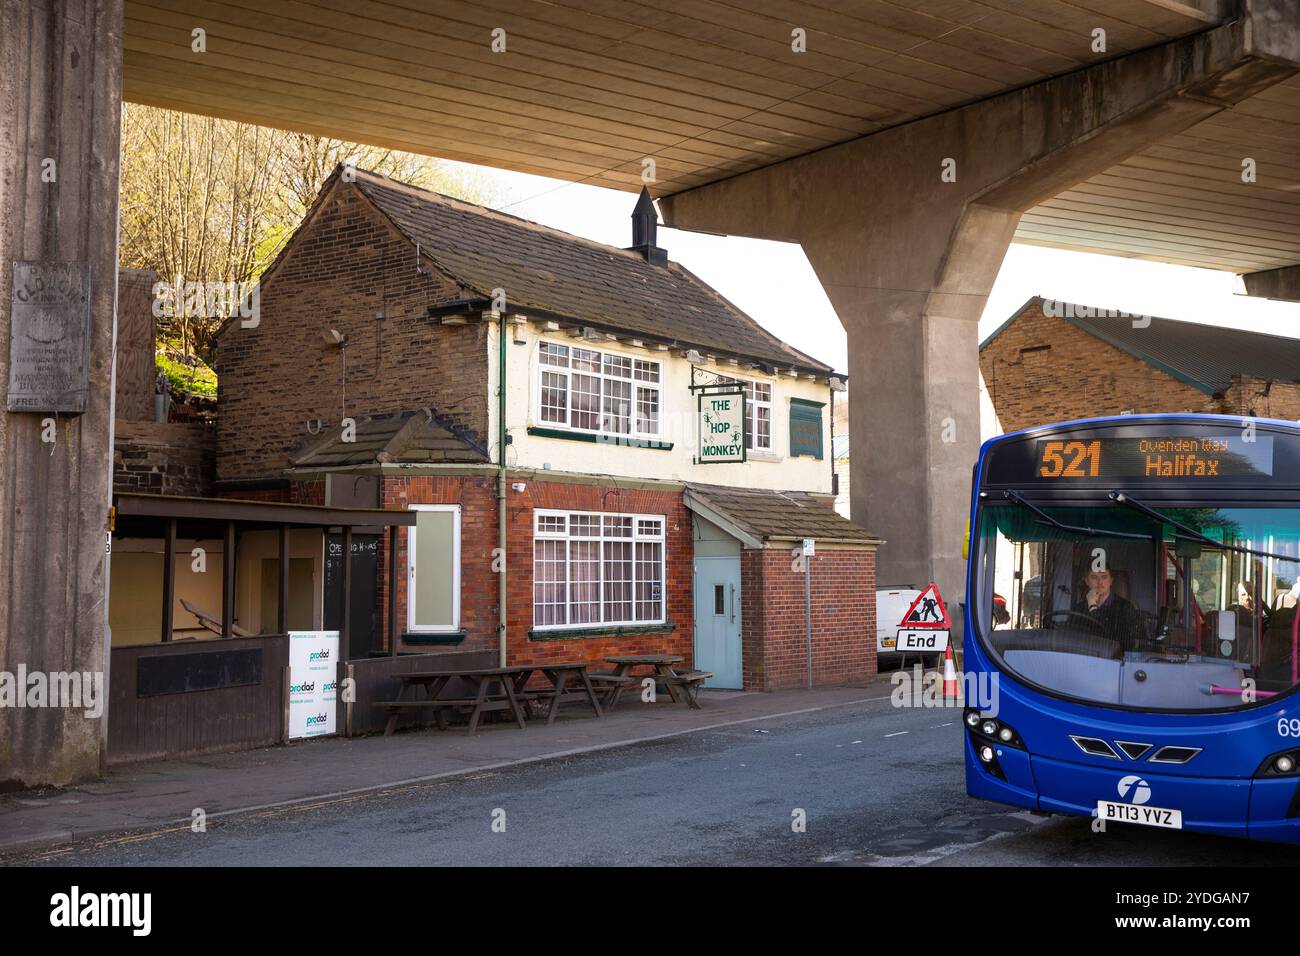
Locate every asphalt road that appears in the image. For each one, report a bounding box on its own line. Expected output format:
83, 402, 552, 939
10, 697, 1300, 866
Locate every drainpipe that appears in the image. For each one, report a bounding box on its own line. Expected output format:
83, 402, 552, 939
497, 311, 508, 667
829, 383, 836, 499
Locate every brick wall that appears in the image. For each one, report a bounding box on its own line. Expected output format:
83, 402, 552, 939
741, 546, 876, 691
381, 476, 693, 670
982, 302, 1300, 432
981, 303, 1214, 433
1221, 376, 1300, 422
113, 421, 214, 497
214, 180, 489, 483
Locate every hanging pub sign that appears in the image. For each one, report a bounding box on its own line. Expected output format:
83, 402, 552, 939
7, 261, 92, 413
697, 389, 746, 463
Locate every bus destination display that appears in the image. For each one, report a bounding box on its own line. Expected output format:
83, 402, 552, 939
1035, 435, 1274, 480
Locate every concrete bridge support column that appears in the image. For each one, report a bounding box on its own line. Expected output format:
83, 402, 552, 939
662, 14, 1299, 611
1242, 264, 1300, 303
0, 0, 123, 785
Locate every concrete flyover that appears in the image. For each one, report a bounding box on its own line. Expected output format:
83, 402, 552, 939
2, 0, 1299, 784
660, 3, 1300, 603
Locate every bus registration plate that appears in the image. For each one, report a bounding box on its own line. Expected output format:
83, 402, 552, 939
1095, 800, 1183, 830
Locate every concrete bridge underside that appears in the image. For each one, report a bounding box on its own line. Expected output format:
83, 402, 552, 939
2, 0, 1299, 783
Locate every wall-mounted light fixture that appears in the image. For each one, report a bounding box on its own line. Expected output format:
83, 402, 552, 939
322, 328, 347, 347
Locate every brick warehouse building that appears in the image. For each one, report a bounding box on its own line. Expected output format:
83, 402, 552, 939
981, 297, 1300, 434
203, 166, 881, 692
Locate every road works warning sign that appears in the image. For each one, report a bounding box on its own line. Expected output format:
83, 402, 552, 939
896, 583, 950, 652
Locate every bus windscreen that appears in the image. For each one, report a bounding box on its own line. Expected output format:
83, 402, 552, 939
975, 503, 1300, 711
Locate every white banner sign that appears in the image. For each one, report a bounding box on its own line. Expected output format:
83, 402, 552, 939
698, 390, 745, 463
289, 630, 339, 739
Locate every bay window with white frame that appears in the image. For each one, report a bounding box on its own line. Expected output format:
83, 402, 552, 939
533, 510, 666, 629
407, 504, 461, 633
537, 342, 662, 439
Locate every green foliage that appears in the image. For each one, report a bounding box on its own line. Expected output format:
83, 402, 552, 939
156, 347, 217, 399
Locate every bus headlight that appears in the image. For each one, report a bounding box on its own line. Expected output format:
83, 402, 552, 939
979, 745, 995, 763
1255, 748, 1300, 778
964, 707, 1024, 750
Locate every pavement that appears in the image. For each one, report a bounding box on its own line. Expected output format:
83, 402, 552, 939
0, 682, 891, 856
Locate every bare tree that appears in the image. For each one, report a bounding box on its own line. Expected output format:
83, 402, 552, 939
119, 104, 502, 359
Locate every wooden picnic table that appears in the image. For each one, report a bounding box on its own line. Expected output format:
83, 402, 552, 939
377, 667, 529, 736
510, 662, 603, 724
375, 663, 604, 735
594, 655, 713, 709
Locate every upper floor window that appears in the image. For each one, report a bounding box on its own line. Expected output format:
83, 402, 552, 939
537, 342, 662, 438
718, 376, 773, 451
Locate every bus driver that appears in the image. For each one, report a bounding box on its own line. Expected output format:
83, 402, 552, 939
1074, 568, 1144, 646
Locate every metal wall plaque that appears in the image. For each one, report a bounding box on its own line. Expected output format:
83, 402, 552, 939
7, 261, 92, 413
789, 398, 824, 459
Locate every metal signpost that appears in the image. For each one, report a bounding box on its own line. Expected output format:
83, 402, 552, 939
803, 538, 815, 689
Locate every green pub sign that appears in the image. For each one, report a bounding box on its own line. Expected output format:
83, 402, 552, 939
697, 389, 746, 463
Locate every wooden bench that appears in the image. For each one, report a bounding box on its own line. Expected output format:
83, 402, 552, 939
376, 669, 529, 735
510, 663, 603, 723
373, 696, 519, 735
586, 671, 636, 708
665, 670, 713, 709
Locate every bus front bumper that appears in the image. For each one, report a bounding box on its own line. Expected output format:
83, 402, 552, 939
965, 736, 1300, 844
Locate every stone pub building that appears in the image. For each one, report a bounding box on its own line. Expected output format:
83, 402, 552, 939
204, 167, 880, 694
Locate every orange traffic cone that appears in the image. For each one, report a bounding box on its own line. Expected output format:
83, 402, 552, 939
942, 644, 960, 702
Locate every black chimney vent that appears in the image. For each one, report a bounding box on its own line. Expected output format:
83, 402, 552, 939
627, 187, 668, 266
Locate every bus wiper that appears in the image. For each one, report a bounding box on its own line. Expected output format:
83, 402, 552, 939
1109, 491, 1299, 564
999, 490, 1155, 541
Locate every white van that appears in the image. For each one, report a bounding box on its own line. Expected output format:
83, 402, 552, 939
875, 587, 921, 656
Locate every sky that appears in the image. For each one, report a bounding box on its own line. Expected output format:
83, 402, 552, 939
457, 161, 1300, 379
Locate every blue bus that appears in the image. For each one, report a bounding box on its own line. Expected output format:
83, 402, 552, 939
965, 414, 1300, 843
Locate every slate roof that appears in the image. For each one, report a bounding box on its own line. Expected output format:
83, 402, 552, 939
347, 168, 832, 375
983, 297, 1300, 395
684, 483, 881, 546
290, 409, 487, 469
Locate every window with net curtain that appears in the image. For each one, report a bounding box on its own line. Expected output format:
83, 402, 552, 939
534, 510, 666, 629
408, 505, 460, 632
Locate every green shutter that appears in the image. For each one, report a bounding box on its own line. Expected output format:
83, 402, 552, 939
789, 399, 824, 459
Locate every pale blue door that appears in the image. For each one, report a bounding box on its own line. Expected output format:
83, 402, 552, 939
694, 556, 742, 688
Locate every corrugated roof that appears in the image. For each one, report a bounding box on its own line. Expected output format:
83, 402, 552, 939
348, 169, 832, 375
291, 408, 487, 469
684, 483, 880, 546
983, 297, 1300, 394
